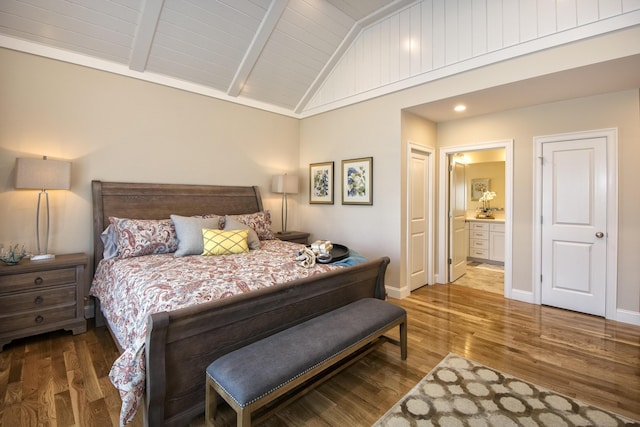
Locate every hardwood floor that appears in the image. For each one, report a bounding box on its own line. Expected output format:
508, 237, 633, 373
1, 284, 639, 426
451, 261, 504, 294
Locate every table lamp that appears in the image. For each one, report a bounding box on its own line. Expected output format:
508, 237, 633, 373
15, 156, 71, 260
271, 174, 299, 234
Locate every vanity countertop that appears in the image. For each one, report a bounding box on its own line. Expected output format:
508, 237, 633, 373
466, 217, 505, 223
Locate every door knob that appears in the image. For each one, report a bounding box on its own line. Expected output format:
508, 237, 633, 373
595, 232, 604, 238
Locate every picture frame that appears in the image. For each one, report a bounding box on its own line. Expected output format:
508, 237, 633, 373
309, 162, 334, 204
342, 157, 373, 205
471, 178, 490, 201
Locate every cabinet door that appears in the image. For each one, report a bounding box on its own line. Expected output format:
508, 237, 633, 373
489, 231, 505, 262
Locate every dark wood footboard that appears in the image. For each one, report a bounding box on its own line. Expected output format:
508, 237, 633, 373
144, 256, 390, 427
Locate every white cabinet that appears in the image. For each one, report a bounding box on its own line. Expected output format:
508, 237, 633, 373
469, 222, 489, 259
489, 223, 505, 262
467, 221, 504, 264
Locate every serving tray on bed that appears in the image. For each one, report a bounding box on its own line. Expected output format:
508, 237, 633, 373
311, 243, 349, 264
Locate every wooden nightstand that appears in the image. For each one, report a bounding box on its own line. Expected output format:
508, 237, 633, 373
0, 253, 88, 351
276, 231, 310, 245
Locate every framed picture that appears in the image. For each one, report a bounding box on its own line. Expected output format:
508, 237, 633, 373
471, 178, 490, 201
342, 157, 373, 205
309, 162, 334, 204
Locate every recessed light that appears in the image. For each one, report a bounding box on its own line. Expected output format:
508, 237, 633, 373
454, 105, 466, 112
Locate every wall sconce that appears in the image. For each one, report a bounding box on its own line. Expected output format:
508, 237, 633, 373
15, 156, 71, 260
271, 174, 299, 234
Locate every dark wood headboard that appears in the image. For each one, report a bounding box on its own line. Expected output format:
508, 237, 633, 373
91, 181, 263, 271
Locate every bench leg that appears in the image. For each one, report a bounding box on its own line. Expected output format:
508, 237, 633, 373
237, 408, 251, 427
206, 377, 218, 426
400, 319, 407, 360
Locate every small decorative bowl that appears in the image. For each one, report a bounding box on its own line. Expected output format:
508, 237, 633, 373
0, 246, 28, 265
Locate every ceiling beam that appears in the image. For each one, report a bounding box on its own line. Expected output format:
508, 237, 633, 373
129, 0, 165, 72
295, 0, 416, 114
227, 0, 288, 97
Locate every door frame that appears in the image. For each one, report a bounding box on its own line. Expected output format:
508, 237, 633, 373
405, 141, 435, 296
437, 140, 513, 298
533, 128, 618, 319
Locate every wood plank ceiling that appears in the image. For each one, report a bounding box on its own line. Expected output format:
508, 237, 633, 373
0, 0, 411, 115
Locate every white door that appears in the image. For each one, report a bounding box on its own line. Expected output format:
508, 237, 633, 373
449, 160, 466, 282
541, 137, 607, 316
409, 149, 429, 291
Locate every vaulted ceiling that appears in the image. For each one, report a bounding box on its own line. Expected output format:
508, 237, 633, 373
1, 1, 639, 121
0, 0, 413, 116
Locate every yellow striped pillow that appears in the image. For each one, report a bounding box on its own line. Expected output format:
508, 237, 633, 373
202, 229, 249, 255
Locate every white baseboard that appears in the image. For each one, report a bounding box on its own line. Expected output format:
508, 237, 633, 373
386, 285, 411, 300
612, 308, 640, 326
509, 288, 535, 304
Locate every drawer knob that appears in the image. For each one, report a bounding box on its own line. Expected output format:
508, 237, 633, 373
35, 315, 44, 324
34, 277, 43, 286
34, 296, 44, 305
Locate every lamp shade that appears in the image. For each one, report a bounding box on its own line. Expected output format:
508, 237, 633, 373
271, 174, 299, 194
15, 157, 71, 190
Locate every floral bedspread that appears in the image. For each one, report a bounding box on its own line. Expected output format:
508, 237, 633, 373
90, 240, 343, 426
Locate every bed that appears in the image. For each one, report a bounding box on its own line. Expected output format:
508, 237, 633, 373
90, 181, 390, 427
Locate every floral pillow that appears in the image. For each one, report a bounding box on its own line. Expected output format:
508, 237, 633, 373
225, 211, 276, 240
109, 217, 178, 259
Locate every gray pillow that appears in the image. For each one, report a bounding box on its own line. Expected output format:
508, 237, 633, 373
171, 214, 222, 257
224, 216, 260, 250
100, 224, 119, 260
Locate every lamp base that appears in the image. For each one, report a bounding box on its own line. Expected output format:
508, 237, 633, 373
31, 254, 56, 261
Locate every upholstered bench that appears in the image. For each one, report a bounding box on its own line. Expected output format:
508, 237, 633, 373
205, 298, 407, 427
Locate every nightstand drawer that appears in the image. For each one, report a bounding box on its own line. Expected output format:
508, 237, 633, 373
0, 305, 77, 333
0, 268, 77, 293
0, 285, 76, 315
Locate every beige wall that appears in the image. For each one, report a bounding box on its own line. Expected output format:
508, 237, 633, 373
299, 96, 402, 284
0, 49, 300, 272
466, 161, 506, 214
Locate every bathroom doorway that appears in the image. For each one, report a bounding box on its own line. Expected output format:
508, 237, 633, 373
438, 141, 513, 298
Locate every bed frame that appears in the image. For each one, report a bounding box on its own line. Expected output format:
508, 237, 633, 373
91, 181, 390, 427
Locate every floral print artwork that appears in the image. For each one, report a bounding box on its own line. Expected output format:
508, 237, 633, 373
313, 169, 330, 197
309, 162, 333, 204
346, 166, 367, 197
342, 157, 372, 205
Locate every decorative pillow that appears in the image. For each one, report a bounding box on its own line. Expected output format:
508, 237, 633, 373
226, 211, 275, 240
202, 229, 249, 255
224, 216, 260, 250
171, 214, 222, 257
100, 224, 119, 260
109, 217, 178, 259
202, 213, 225, 228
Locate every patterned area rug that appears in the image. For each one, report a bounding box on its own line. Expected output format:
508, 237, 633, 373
373, 353, 639, 427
